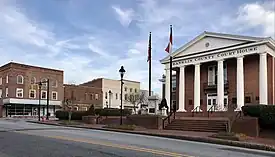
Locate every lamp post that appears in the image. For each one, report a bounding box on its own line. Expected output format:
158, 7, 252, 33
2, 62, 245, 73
36, 79, 50, 121
108, 90, 112, 108
119, 66, 125, 125
38, 82, 42, 121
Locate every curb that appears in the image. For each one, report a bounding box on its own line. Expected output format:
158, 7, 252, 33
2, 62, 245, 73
27, 121, 275, 152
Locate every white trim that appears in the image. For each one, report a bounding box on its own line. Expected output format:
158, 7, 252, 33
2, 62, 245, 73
30, 77, 36, 84
29, 89, 36, 99
6, 75, 8, 83
161, 31, 267, 62
5, 88, 8, 97
161, 41, 274, 65
41, 90, 47, 99
2, 98, 62, 106
52, 91, 58, 100
0, 89, 2, 98
17, 75, 24, 84
0, 77, 2, 85
16, 88, 24, 98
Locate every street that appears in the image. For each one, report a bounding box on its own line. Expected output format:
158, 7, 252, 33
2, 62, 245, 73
0, 119, 275, 157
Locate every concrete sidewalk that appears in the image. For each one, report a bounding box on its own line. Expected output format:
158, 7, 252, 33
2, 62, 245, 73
28, 120, 275, 152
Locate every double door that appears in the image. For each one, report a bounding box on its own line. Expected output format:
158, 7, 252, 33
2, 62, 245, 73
207, 95, 228, 111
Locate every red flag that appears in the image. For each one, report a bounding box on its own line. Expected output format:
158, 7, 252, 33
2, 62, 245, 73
165, 25, 173, 53
147, 32, 152, 62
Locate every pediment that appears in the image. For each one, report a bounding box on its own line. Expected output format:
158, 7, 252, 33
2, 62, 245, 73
161, 31, 265, 63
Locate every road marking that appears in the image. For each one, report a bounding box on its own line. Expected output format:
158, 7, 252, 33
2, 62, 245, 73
17, 131, 194, 157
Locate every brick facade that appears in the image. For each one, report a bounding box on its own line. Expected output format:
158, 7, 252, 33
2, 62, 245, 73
0, 62, 64, 117
63, 84, 103, 110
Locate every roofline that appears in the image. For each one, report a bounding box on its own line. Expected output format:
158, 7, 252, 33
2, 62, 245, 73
64, 84, 102, 90
0, 62, 63, 72
160, 31, 270, 63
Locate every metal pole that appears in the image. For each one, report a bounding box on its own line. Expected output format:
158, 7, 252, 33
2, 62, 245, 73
46, 79, 50, 120
120, 79, 123, 125
38, 84, 41, 121
109, 92, 111, 108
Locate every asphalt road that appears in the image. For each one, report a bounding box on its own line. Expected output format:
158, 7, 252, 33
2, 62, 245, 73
0, 119, 275, 157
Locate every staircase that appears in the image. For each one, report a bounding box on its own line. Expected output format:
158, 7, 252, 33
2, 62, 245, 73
164, 117, 229, 132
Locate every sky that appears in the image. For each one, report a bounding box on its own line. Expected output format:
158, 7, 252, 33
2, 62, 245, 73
0, 0, 274, 95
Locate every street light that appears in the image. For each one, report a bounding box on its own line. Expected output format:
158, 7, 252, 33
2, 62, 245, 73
119, 66, 125, 125
38, 82, 42, 121
108, 90, 112, 108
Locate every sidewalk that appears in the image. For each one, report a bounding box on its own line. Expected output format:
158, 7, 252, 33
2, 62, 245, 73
28, 120, 275, 152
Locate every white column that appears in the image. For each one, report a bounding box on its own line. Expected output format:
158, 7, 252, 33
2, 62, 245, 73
193, 64, 202, 111
178, 66, 186, 112
165, 69, 170, 107
259, 53, 268, 105
217, 60, 224, 111
236, 56, 244, 111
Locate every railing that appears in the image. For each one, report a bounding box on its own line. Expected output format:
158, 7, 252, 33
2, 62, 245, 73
96, 115, 103, 124
162, 111, 176, 129
207, 105, 216, 118
191, 106, 200, 117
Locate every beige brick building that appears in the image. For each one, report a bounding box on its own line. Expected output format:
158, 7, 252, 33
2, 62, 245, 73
0, 62, 64, 117
81, 78, 140, 110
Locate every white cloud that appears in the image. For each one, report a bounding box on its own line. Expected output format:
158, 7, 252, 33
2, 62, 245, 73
112, 5, 134, 27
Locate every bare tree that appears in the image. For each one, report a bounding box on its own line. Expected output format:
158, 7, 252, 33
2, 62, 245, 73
63, 91, 77, 123
124, 92, 146, 114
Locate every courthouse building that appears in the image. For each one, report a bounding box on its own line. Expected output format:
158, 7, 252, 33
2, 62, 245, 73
160, 32, 275, 112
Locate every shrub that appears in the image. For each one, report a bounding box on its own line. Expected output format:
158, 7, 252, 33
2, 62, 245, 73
242, 105, 275, 130
55, 110, 89, 120
95, 108, 132, 116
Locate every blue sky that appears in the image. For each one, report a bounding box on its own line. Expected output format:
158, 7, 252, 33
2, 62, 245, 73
0, 0, 274, 95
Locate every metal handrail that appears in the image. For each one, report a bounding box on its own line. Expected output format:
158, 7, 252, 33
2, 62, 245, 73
162, 111, 175, 129
191, 106, 200, 117
207, 105, 216, 117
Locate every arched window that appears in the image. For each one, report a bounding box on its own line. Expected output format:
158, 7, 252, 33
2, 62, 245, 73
41, 78, 47, 87
52, 80, 58, 87
17, 75, 24, 84
30, 77, 36, 84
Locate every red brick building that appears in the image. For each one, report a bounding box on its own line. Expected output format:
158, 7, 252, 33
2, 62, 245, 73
63, 84, 103, 110
0, 62, 64, 117
160, 32, 275, 112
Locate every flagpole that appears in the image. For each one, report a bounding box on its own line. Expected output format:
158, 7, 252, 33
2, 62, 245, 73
169, 25, 173, 113
149, 32, 152, 96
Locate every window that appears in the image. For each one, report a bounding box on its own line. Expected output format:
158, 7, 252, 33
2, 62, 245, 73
188, 100, 192, 105
52, 80, 57, 87
0, 89, 2, 98
224, 98, 228, 105
124, 87, 127, 92
95, 94, 98, 100
208, 99, 211, 106
124, 94, 128, 100
82, 107, 88, 111
29, 90, 36, 98
245, 96, 251, 103
41, 90, 47, 99
41, 78, 47, 87
116, 93, 118, 100
16, 88, 24, 98
52, 91, 58, 100
17, 75, 24, 84
6, 75, 8, 83
135, 88, 137, 93
130, 88, 132, 92
74, 106, 78, 111
105, 92, 107, 99
0, 77, 2, 85
5, 88, 8, 97
30, 77, 36, 84
90, 94, 93, 100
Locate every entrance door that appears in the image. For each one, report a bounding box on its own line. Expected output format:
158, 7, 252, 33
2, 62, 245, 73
207, 95, 228, 111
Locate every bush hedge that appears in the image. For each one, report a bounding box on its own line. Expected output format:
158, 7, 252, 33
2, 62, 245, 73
55, 111, 89, 120
95, 108, 132, 116
56, 108, 132, 120
242, 105, 275, 130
